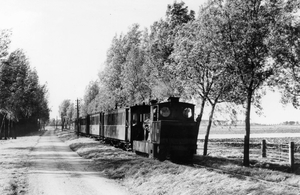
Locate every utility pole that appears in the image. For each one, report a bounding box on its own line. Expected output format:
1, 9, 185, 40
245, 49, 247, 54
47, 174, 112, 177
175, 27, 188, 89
55, 116, 57, 130
76, 99, 80, 138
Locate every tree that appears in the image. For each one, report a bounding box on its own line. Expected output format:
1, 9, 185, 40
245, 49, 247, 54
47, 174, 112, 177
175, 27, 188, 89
82, 80, 99, 115
1, 49, 32, 120
0, 29, 11, 61
66, 103, 75, 121
146, 1, 195, 98
93, 82, 116, 111
101, 33, 127, 107
23, 69, 50, 123
100, 24, 152, 107
218, 0, 300, 166
270, 1, 300, 108
121, 24, 152, 105
0, 49, 49, 135
58, 99, 71, 130
171, 1, 240, 155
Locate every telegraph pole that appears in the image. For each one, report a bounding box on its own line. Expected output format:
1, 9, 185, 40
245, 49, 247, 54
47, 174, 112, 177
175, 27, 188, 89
76, 99, 80, 138
54, 116, 56, 130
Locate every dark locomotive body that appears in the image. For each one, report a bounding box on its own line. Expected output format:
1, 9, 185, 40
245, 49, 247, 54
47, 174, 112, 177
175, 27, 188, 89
77, 97, 198, 161
133, 97, 198, 161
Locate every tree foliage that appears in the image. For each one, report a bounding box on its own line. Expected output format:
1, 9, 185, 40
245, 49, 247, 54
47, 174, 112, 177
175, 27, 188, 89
70, 0, 300, 166
146, 2, 195, 98
269, 0, 300, 108
214, 0, 300, 166
1, 49, 49, 120
170, 1, 241, 155
0, 40, 50, 135
100, 24, 152, 107
0, 29, 11, 60
81, 80, 100, 115
59, 99, 71, 129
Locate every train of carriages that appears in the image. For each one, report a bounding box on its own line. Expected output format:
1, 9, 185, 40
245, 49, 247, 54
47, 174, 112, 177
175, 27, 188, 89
77, 97, 199, 161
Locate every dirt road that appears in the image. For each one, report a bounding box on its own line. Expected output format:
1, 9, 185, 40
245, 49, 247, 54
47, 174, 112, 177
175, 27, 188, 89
26, 128, 129, 195
0, 128, 129, 195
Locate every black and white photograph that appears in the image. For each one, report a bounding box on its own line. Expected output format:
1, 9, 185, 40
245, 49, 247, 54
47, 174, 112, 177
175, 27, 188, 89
1, 0, 300, 194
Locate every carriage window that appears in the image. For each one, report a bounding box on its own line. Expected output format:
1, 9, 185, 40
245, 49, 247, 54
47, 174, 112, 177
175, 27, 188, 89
90, 117, 93, 125
160, 107, 171, 117
81, 119, 86, 125
183, 108, 192, 118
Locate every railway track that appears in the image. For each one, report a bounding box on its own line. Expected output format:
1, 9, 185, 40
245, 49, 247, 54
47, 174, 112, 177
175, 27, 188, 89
64, 129, 300, 191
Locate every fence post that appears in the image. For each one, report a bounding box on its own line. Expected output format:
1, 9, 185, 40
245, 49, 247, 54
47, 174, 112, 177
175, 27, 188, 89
289, 142, 295, 171
261, 139, 266, 158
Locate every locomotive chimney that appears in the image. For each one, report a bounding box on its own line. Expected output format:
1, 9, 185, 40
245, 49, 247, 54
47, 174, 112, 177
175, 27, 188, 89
168, 97, 180, 103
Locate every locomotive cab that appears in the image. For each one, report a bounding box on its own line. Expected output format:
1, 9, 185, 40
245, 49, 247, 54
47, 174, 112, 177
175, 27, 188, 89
128, 105, 150, 143
133, 97, 198, 161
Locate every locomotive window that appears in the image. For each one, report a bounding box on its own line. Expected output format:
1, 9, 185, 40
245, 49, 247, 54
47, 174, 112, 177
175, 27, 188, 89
183, 108, 192, 118
160, 107, 171, 117
153, 107, 157, 121
144, 113, 150, 121
132, 113, 137, 126
140, 114, 143, 122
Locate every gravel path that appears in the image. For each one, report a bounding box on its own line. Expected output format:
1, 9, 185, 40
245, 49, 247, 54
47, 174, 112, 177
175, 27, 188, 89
0, 128, 129, 195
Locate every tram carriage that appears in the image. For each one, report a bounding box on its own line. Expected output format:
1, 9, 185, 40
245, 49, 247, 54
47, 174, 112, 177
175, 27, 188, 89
89, 112, 103, 139
103, 105, 150, 148
79, 116, 89, 135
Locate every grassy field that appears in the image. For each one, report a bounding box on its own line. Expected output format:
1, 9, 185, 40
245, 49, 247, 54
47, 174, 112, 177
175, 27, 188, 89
57, 129, 300, 195
199, 124, 300, 134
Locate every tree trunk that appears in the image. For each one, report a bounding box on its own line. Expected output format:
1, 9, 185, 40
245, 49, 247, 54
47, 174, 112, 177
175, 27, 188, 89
0, 115, 4, 139
8, 118, 11, 139
4, 117, 7, 140
203, 102, 217, 156
196, 97, 206, 131
61, 118, 64, 130
243, 87, 253, 166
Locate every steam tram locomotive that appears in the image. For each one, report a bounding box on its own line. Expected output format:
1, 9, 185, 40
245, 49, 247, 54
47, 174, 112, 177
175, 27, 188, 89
78, 97, 198, 161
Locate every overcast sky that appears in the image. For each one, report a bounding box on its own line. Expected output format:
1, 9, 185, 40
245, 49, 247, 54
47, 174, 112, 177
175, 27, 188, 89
0, 0, 299, 123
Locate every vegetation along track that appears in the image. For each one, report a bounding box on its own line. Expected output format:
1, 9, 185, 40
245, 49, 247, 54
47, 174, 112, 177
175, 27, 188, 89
191, 162, 300, 191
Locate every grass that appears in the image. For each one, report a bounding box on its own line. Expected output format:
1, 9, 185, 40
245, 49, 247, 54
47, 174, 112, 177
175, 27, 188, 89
57, 129, 300, 195
199, 124, 300, 134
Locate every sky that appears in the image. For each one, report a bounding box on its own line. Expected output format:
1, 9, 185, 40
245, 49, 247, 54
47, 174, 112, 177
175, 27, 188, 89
0, 0, 299, 124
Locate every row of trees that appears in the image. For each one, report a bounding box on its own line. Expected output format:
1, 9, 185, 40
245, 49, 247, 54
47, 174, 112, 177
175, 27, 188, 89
58, 99, 76, 129
61, 0, 300, 166
0, 29, 50, 137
